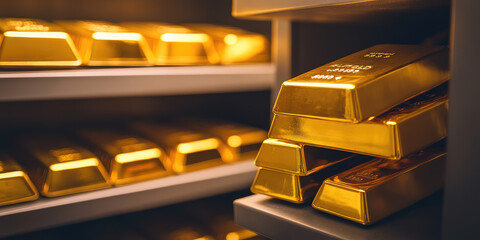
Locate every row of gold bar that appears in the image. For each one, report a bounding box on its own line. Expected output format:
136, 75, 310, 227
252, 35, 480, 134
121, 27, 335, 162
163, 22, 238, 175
251, 44, 449, 225
0, 18, 269, 67
0, 119, 266, 206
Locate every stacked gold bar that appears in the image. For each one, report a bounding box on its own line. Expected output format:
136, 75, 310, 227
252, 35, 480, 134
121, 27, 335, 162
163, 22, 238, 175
251, 44, 449, 224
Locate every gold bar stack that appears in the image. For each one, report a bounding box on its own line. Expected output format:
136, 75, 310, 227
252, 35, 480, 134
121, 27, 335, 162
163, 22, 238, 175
251, 44, 449, 224
0, 153, 38, 206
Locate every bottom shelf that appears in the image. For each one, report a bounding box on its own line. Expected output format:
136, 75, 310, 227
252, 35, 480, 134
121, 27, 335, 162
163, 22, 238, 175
234, 193, 443, 240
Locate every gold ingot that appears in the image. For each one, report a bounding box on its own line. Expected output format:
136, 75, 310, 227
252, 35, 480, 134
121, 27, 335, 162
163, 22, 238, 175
312, 141, 446, 225
56, 20, 153, 66
273, 44, 449, 123
0, 153, 38, 206
270, 83, 448, 159
77, 129, 172, 185
122, 22, 219, 65
185, 24, 269, 64
255, 138, 355, 175
130, 122, 225, 173
0, 18, 81, 67
251, 155, 372, 203
15, 135, 110, 197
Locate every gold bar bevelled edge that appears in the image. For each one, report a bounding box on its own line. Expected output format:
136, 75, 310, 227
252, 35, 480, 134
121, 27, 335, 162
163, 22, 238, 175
273, 44, 449, 123
13, 135, 111, 197
76, 128, 172, 185
269, 83, 448, 159
0, 153, 38, 206
312, 141, 446, 225
0, 18, 81, 67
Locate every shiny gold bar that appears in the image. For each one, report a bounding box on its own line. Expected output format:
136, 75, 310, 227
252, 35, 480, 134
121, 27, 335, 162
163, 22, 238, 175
77, 129, 171, 185
0, 18, 81, 67
14, 135, 110, 197
251, 155, 372, 203
56, 20, 153, 66
255, 138, 355, 175
210, 216, 260, 240
185, 24, 269, 64
273, 44, 449, 123
122, 22, 219, 65
312, 141, 446, 225
130, 122, 225, 173
0, 153, 38, 206
269, 83, 448, 159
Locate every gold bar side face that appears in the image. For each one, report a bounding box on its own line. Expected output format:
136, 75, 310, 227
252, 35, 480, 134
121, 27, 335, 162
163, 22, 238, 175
77, 129, 172, 185
312, 142, 446, 225
0, 18, 81, 66
273, 44, 449, 122
255, 138, 355, 175
56, 20, 153, 66
0, 153, 38, 206
122, 22, 219, 65
269, 84, 448, 159
14, 136, 110, 197
130, 122, 225, 173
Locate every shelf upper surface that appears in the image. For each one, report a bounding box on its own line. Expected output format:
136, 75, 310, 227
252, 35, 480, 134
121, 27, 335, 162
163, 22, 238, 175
0, 64, 275, 101
0, 160, 257, 238
234, 193, 443, 240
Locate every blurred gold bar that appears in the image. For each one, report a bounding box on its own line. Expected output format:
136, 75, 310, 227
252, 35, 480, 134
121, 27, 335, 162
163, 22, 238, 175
270, 83, 448, 159
0, 18, 81, 67
273, 44, 449, 123
0, 153, 38, 206
15, 135, 110, 197
251, 155, 372, 203
312, 141, 446, 225
122, 22, 219, 65
130, 122, 225, 173
185, 24, 269, 64
210, 216, 260, 240
255, 138, 355, 175
56, 20, 153, 66
77, 129, 171, 185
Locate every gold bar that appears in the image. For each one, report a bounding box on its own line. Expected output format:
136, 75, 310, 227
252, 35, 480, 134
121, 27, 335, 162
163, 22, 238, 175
77, 129, 172, 185
56, 20, 153, 66
122, 22, 219, 65
0, 18, 81, 67
14, 135, 110, 197
130, 122, 225, 173
255, 138, 355, 175
210, 216, 260, 240
251, 155, 372, 203
312, 141, 446, 225
273, 44, 449, 123
185, 24, 269, 64
0, 153, 38, 206
269, 83, 448, 159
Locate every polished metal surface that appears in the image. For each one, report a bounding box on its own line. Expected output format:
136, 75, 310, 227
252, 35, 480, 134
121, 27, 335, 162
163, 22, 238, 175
0, 153, 38, 206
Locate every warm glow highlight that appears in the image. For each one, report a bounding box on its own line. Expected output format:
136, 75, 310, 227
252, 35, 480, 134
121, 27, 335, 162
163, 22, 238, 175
4, 31, 68, 39
0, 171, 24, 179
92, 32, 142, 41
227, 135, 242, 147
115, 148, 161, 163
283, 81, 355, 89
49, 158, 99, 171
224, 34, 238, 45
177, 138, 219, 154
160, 33, 208, 42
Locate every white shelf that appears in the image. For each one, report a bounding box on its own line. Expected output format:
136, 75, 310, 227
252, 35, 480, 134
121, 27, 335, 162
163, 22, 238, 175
0, 160, 257, 238
0, 64, 275, 101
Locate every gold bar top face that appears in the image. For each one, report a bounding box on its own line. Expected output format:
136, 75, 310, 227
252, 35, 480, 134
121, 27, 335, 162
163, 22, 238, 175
56, 20, 153, 66
269, 83, 448, 159
0, 18, 81, 67
312, 142, 446, 225
273, 44, 449, 123
77, 129, 171, 185
0, 153, 38, 206
16, 136, 110, 197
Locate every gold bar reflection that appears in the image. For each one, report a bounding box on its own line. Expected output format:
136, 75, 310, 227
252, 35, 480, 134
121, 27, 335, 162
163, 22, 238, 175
270, 83, 448, 159
0, 153, 38, 206
122, 22, 219, 65
273, 44, 449, 123
185, 24, 269, 64
56, 20, 153, 66
130, 122, 225, 173
312, 141, 446, 225
0, 18, 81, 67
15, 135, 110, 197
77, 129, 171, 185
